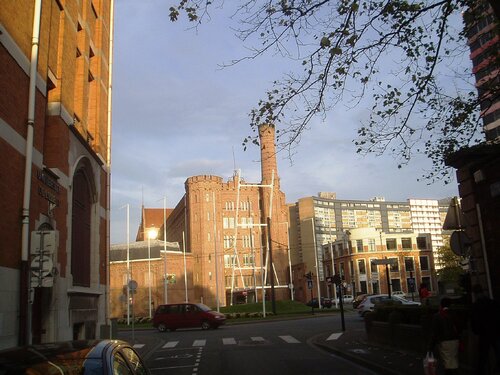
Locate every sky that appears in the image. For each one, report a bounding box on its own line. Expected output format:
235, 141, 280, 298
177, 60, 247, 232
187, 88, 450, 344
110, 1, 462, 245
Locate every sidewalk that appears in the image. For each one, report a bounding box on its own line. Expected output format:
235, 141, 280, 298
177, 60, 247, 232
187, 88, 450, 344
312, 326, 476, 375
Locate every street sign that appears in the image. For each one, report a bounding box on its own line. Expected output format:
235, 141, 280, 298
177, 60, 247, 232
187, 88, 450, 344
128, 280, 138, 291
450, 230, 471, 256
31, 255, 53, 277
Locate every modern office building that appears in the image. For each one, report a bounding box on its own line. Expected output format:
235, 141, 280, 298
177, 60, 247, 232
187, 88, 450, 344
288, 194, 449, 302
0, 1, 114, 348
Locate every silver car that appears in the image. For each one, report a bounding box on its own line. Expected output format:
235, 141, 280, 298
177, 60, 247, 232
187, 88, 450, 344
356, 294, 420, 317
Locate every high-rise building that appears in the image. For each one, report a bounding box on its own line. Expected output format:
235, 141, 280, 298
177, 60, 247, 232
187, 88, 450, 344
0, 1, 114, 348
288, 194, 450, 301
465, 1, 499, 140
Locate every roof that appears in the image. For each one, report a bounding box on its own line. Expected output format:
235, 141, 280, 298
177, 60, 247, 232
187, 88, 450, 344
136, 208, 173, 241
110, 240, 181, 262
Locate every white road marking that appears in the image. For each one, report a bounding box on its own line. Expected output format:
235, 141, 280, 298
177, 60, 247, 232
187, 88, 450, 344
162, 341, 179, 348
279, 335, 300, 344
132, 344, 145, 348
327, 332, 344, 341
251, 336, 265, 342
223, 338, 237, 345
192, 339, 206, 347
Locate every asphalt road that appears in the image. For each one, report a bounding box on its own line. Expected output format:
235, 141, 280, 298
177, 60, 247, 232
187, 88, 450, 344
119, 311, 377, 375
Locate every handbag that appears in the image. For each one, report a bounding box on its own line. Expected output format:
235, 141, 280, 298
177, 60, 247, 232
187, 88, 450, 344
423, 351, 437, 375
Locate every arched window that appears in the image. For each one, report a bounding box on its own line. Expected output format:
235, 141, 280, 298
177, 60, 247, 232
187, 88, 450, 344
71, 166, 93, 287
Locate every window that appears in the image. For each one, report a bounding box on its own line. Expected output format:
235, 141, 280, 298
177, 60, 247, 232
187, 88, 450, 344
224, 254, 237, 267
368, 239, 376, 251
386, 238, 397, 251
71, 164, 93, 287
391, 279, 401, 292
360, 280, 368, 294
404, 257, 414, 271
243, 254, 255, 267
417, 237, 427, 250
121, 348, 148, 375
420, 256, 430, 271
401, 238, 412, 250
422, 276, 431, 291
358, 259, 366, 274
225, 276, 238, 287
223, 217, 235, 229
356, 240, 363, 252
370, 259, 378, 273
389, 258, 399, 272
113, 352, 132, 374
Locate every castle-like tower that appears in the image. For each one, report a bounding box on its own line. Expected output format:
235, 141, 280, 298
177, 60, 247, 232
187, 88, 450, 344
156, 124, 290, 307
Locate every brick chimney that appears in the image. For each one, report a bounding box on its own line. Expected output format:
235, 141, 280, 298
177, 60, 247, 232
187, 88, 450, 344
259, 124, 279, 188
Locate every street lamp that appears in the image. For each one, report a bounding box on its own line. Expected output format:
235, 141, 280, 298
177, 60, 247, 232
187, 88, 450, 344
147, 227, 158, 318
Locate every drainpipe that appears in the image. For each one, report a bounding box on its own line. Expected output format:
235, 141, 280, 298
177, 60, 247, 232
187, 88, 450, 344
105, 0, 115, 337
20, 0, 43, 346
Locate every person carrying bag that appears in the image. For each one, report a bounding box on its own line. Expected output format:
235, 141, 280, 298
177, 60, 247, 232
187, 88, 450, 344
429, 297, 460, 375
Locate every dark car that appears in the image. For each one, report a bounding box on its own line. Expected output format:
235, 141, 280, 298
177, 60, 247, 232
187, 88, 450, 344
0, 339, 149, 375
153, 302, 226, 332
306, 297, 332, 308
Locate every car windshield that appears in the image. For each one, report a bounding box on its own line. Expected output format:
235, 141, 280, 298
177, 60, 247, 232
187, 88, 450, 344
195, 303, 212, 312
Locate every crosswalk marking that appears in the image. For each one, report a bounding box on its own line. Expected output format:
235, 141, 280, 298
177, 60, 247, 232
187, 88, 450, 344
251, 336, 265, 342
326, 332, 343, 341
137, 335, 306, 349
162, 341, 179, 348
279, 335, 300, 344
192, 339, 206, 347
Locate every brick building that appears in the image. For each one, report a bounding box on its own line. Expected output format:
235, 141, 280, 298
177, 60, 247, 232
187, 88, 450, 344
321, 228, 436, 301
288, 194, 447, 303
109, 124, 291, 314
0, 1, 113, 348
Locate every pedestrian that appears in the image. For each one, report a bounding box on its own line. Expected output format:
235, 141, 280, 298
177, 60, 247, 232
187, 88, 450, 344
471, 284, 500, 375
429, 297, 460, 375
420, 283, 431, 303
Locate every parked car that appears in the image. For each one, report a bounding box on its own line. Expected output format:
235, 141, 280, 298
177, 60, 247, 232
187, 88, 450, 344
356, 294, 421, 317
352, 294, 370, 309
392, 291, 406, 298
153, 302, 226, 332
333, 294, 354, 304
306, 297, 332, 308
0, 339, 150, 375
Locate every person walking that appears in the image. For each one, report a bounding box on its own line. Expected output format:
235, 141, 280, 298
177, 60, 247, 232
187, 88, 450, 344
471, 284, 500, 375
420, 283, 431, 304
430, 297, 460, 375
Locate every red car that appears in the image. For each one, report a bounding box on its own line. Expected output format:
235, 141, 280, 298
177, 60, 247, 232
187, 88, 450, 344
153, 303, 226, 332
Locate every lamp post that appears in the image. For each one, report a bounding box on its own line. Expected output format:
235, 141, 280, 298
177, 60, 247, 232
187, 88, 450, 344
147, 227, 158, 319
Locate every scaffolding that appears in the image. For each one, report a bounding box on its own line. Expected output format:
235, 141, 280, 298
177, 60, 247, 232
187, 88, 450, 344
226, 169, 287, 308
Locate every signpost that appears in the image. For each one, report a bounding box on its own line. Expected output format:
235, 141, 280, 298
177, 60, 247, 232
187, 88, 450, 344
371, 258, 396, 298
128, 280, 137, 342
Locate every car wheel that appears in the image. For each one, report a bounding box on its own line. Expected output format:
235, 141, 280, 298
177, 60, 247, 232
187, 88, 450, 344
157, 323, 167, 332
201, 321, 211, 330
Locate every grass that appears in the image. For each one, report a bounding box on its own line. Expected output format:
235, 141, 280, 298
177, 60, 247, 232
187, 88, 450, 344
220, 299, 316, 314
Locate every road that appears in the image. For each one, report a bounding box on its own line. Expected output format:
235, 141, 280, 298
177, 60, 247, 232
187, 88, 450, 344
118, 310, 377, 375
